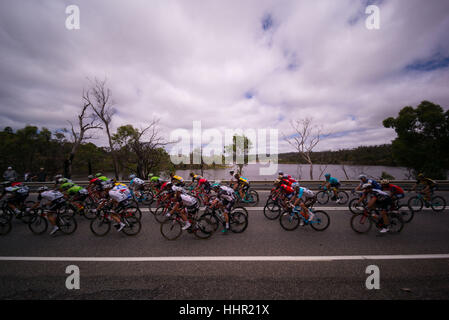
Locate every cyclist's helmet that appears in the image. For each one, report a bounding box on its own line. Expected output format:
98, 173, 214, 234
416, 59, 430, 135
417, 173, 424, 179
278, 171, 284, 176
54, 174, 62, 181
189, 172, 195, 177
380, 179, 390, 185
359, 174, 367, 180
361, 183, 372, 190
87, 175, 94, 180
38, 186, 48, 192
212, 183, 221, 190
229, 170, 234, 175
292, 182, 300, 189
129, 174, 136, 180
324, 173, 331, 178
95, 173, 103, 178
234, 173, 240, 179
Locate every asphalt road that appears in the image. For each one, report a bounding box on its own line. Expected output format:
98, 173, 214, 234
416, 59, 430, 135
1, 191, 449, 300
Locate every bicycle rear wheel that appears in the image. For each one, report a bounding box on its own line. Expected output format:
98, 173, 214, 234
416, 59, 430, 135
408, 196, 423, 212
397, 205, 414, 223
431, 196, 446, 212
263, 200, 281, 220
199, 213, 219, 232
246, 190, 259, 207
316, 191, 329, 205
309, 210, 330, 231
388, 213, 404, 233
279, 210, 300, 231
90, 215, 111, 236
350, 213, 372, 234
160, 218, 182, 240
121, 216, 142, 236
124, 205, 142, 220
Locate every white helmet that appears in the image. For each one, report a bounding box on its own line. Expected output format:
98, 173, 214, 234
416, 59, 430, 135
359, 174, 367, 180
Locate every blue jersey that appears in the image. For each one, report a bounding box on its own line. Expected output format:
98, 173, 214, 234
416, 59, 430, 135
327, 177, 339, 185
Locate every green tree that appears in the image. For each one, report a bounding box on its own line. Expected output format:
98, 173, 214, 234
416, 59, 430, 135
383, 101, 449, 179
224, 135, 253, 175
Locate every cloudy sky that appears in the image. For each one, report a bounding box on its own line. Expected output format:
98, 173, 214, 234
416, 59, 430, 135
1, 0, 449, 154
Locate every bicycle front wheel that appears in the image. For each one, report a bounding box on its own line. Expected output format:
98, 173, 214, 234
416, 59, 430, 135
230, 211, 248, 233
388, 213, 404, 233
279, 211, 300, 231
160, 218, 182, 240
193, 216, 215, 239
57, 214, 78, 235
154, 206, 170, 223
337, 191, 349, 205
349, 198, 364, 215
397, 205, 414, 223
309, 210, 330, 231
350, 213, 372, 234
121, 216, 142, 236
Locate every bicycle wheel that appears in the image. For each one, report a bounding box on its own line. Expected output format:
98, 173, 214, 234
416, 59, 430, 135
316, 191, 329, 205
0, 215, 12, 236
90, 215, 111, 236
350, 213, 372, 234
121, 216, 142, 236
57, 213, 77, 235
337, 191, 349, 205
388, 213, 404, 233
193, 216, 215, 239
232, 206, 248, 218
431, 196, 446, 212
309, 210, 330, 231
124, 205, 142, 220
349, 198, 365, 215
397, 205, 414, 223
154, 206, 170, 223
83, 198, 98, 220
408, 196, 423, 212
246, 190, 259, 207
263, 200, 281, 220
199, 213, 219, 232
280, 210, 300, 231
230, 210, 248, 233
160, 218, 182, 240
28, 213, 48, 235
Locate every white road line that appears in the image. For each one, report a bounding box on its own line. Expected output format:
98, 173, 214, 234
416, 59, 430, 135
1, 254, 449, 262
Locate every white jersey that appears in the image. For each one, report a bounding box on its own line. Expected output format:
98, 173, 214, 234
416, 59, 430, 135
180, 194, 197, 207
298, 187, 315, 200
41, 190, 64, 202
172, 186, 186, 194
218, 186, 235, 202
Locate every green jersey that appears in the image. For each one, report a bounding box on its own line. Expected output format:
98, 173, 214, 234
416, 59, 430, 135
67, 185, 83, 195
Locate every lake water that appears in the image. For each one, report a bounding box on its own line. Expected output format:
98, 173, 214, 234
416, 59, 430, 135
174, 164, 416, 182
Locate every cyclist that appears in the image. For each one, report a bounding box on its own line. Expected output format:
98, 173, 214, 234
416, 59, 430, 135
323, 173, 341, 202
65, 184, 89, 211
129, 174, 145, 199
277, 179, 296, 209
107, 183, 131, 232
292, 184, 316, 225
355, 174, 381, 191
170, 173, 185, 186
0, 181, 30, 217
36, 186, 67, 236
381, 180, 405, 204
165, 188, 198, 230
211, 183, 236, 233
189, 172, 203, 184
411, 173, 436, 203
358, 183, 392, 234
233, 173, 250, 201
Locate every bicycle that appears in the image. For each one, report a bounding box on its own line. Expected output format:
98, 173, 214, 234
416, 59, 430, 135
28, 203, 78, 236
1, 199, 35, 224
316, 186, 349, 205
348, 190, 368, 214
90, 203, 142, 236
350, 204, 404, 234
263, 189, 289, 220
408, 191, 446, 213
235, 187, 259, 207
279, 205, 330, 232
160, 207, 215, 240
199, 205, 248, 234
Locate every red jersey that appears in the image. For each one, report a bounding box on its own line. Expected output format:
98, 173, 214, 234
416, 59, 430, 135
280, 184, 294, 195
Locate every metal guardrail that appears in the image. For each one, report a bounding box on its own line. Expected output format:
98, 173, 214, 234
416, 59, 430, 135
18, 180, 449, 192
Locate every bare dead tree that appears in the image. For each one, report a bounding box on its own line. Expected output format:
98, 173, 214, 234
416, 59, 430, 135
283, 118, 324, 180
341, 164, 350, 180
84, 78, 119, 179
66, 102, 102, 178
